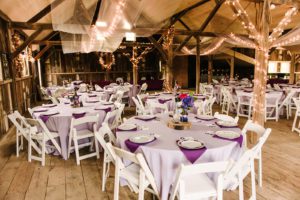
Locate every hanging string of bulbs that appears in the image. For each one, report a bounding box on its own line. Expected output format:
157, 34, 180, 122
99, 52, 115, 70
162, 25, 175, 50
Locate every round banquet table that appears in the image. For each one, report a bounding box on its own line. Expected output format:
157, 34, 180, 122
116, 113, 243, 200
32, 103, 114, 159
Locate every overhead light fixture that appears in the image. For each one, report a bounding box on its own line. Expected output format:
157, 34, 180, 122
95, 21, 107, 27
125, 32, 136, 41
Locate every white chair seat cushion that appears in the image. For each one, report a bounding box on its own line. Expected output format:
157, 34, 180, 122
75, 129, 94, 139
180, 173, 217, 199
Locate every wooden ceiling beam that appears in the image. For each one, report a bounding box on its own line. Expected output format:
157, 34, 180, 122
9, 22, 53, 30
147, 36, 168, 61
175, 0, 225, 52
34, 44, 52, 60
0, 9, 11, 22
220, 48, 255, 65
12, 28, 43, 58
27, 0, 65, 23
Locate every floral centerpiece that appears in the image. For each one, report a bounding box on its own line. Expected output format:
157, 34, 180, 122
174, 93, 194, 122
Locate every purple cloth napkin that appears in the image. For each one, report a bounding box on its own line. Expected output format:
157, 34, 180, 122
72, 112, 86, 119
95, 107, 112, 113
88, 94, 97, 97
125, 138, 156, 152
158, 98, 172, 104
40, 113, 59, 123
213, 135, 243, 147
135, 116, 156, 121
195, 116, 215, 121
215, 122, 238, 128
177, 142, 207, 164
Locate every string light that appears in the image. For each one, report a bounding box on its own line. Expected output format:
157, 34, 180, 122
228, 33, 257, 49
99, 52, 115, 70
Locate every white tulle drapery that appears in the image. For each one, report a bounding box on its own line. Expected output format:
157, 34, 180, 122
51, 0, 183, 53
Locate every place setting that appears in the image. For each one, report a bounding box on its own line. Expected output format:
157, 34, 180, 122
125, 133, 157, 153
39, 110, 60, 123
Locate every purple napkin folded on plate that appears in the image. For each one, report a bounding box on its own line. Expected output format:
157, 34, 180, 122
88, 94, 97, 97
178, 146, 207, 164
158, 98, 172, 104
72, 112, 86, 119
213, 135, 243, 147
95, 107, 112, 113
125, 138, 156, 153
40, 112, 59, 123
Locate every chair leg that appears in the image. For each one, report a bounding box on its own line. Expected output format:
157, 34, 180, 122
21, 134, 24, 150
16, 133, 19, 157
102, 154, 107, 191
28, 137, 32, 162
73, 136, 80, 165
258, 152, 262, 187
67, 132, 73, 159
138, 172, 145, 200
250, 160, 257, 200
95, 137, 100, 159
41, 137, 46, 166
292, 115, 297, 132
114, 162, 120, 200
238, 171, 244, 200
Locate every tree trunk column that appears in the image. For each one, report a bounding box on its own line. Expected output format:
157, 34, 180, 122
289, 53, 295, 84
195, 36, 200, 93
132, 65, 138, 85
166, 44, 173, 90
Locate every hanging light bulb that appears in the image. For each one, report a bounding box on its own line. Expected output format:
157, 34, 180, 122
125, 32, 136, 41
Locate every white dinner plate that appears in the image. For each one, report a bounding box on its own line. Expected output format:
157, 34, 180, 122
42, 104, 56, 108
136, 115, 156, 120
129, 134, 155, 144
102, 102, 114, 105
73, 110, 86, 115
43, 110, 59, 116
118, 123, 137, 131
196, 115, 215, 120
34, 107, 48, 112
177, 139, 205, 150
216, 120, 238, 127
215, 131, 241, 139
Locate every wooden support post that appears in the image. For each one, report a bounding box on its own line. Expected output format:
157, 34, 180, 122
290, 53, 295, 84
132, 66, 138, 85
230, 56, 234, 80
208, 55, 213, 84
166, 43, 173, 90
195, 36, 200, 93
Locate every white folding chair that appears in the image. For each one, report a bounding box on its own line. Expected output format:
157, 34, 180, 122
148, 102, 169, 115
95, 124, 116, 191
214, 112, 239, 123
67, 115, 100, 165
279, 90, 296, 119
292, 97, 300, 135
39, 86, 51, 100
241, 120, 272, 187
204, 84, 214, 97
139, 83, 148, 94
8, 111, 42, 157
265, 95, 281, 122
132, 97, 151, 115
205, 96, 216, 116
102, 109, 119, 130
112, 145, 159, 200
169, 161, 229, 200
274, 84, 281, 91
237, 92, 253, 119
194, 100, 205, 115
95, 84, 103, 91
114, 103, 125, 125
26, 118, 62, 166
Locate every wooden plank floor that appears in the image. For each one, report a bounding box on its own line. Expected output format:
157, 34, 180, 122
0, 107, 300, 200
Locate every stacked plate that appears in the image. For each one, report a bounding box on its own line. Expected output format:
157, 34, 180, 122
215, 131, 240, 139
196, 115, 215, 121
118, 123, 137, 131
136, 115, 156, 121
177, 137, 205, 150
216, 120, 238, 127
129, 134, 155, 144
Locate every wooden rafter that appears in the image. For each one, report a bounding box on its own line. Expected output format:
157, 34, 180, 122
12, 28, 43, 59
175, 0, 225, 52
34, 44, 53, 60
41, 31, 58, 41
0, 9, 11, 22
220, 48, 255, 65
27, 0, 65, 23
147, 36, 168, 61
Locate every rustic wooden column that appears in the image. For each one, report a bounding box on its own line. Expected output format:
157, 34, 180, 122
166, 43, 173, 90
208, 55, 213, 84
195, 36, 200, 93
252, 1, 270, 127
230, 56, 235, 80
289, 53, 295, 84
45, 59, 52, 86
132, 65, 138, 85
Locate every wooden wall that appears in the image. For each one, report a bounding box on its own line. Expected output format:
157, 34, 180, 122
41, 48, 161, 86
